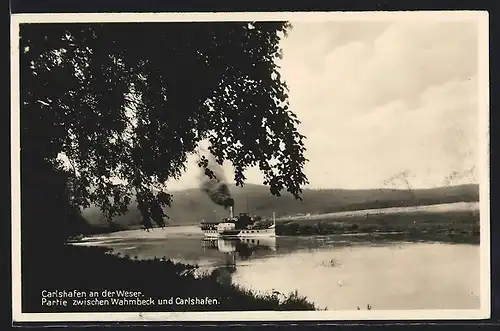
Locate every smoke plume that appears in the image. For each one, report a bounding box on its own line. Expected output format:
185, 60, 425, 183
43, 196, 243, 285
199, 156, 234, 209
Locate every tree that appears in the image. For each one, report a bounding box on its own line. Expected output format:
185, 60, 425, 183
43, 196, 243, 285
19, 21, 308, 244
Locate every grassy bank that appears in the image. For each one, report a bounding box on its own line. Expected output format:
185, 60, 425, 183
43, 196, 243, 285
22, 245, 317, 313
79, 203, 481, 245
276, 205, 480, 244
82, 184, 479, 228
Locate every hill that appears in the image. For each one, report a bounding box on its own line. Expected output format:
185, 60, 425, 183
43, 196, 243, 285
81, 183, 479, 230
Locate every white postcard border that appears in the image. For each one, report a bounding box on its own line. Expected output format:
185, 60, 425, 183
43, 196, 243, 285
11, 11, 491, 323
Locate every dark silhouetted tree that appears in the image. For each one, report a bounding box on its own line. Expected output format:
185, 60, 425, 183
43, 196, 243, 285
19, 22, 308, 251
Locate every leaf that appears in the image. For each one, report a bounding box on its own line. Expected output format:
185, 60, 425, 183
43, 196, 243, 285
21, 21, 308, 232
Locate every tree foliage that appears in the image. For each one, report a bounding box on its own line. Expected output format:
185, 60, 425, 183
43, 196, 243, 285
20, 21, 308, 233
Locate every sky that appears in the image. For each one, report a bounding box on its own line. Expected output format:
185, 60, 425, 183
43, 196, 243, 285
166, 19, 481, 191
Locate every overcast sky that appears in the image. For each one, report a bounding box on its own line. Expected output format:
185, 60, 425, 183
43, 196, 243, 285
168, 20, 480, 191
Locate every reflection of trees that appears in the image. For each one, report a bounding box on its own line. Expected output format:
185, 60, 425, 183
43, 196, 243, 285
235, 241, 255, 260
211, 265, 236, 286
222, 251, 236, 266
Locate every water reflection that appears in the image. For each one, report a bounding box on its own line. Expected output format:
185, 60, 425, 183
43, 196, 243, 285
199, 237, 277, 286
72, 227, 480, 310
201, 237, 277, 264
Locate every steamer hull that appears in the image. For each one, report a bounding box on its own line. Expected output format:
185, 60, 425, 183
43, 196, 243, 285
200, 209, 276, 238
200, 225, 276, 238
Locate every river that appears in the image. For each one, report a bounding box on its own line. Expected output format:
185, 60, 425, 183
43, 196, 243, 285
72, 226, 480, 310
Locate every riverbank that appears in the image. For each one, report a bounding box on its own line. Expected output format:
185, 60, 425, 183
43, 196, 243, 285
81, 184, 479, 229
276, 202, 480, 244
76, 202, 481, 245
22, 245, 317, 313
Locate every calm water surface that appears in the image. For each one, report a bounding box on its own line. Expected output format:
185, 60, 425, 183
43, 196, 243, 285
73, 226, 480, 310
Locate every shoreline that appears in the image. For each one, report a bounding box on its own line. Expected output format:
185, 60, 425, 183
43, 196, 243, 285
77, 201, 480, 245
22, 245, 318, 313
44, 201, 479, 313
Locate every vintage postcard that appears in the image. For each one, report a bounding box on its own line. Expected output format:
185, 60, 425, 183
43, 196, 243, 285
11, 11, 490, 323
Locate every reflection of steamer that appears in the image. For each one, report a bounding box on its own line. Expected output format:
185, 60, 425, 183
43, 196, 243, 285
201, 236, 277, 263
200, 206, 276, 238
201, 236, 277, 253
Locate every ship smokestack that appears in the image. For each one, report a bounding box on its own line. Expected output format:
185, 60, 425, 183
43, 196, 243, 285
230, 206, 234, 219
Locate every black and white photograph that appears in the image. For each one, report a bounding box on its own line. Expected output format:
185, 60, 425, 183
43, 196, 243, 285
11, 11, 490, 322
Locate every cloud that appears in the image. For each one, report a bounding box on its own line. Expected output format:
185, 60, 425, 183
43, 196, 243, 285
167, 19, 480, 191
275, 20, 479, 189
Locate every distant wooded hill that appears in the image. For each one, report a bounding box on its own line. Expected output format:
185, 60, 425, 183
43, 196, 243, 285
81, 183, 479, 230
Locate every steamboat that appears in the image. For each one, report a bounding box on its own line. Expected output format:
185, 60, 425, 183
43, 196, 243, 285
200, 206, 276, 238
